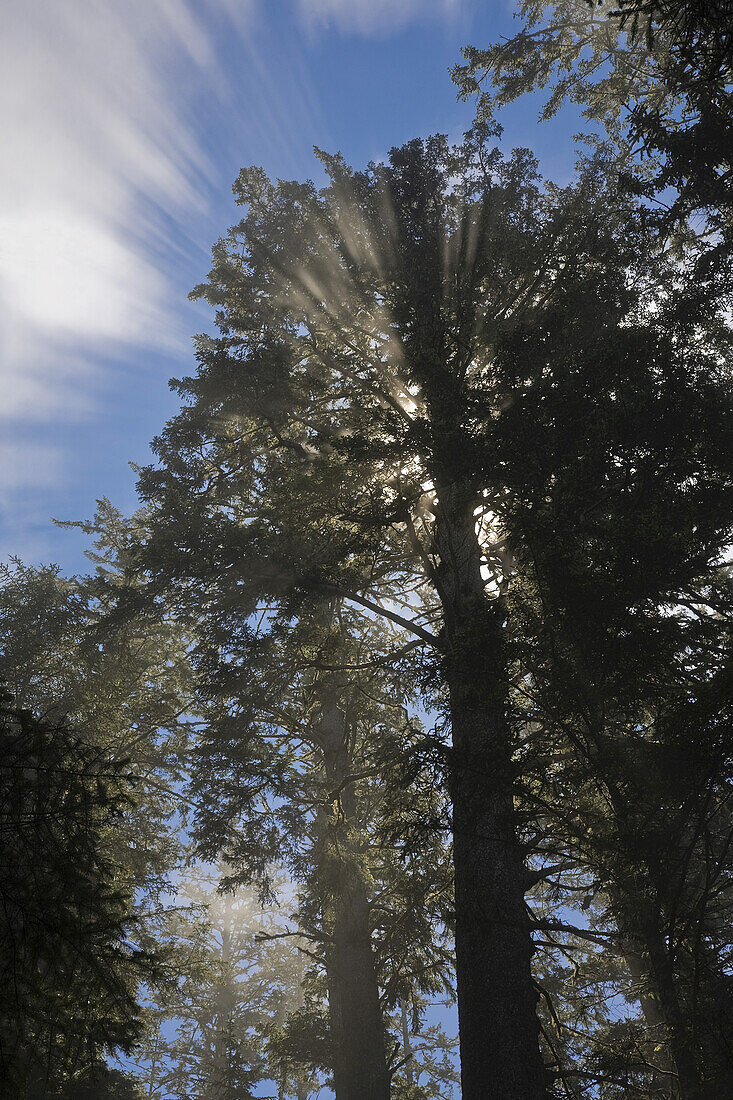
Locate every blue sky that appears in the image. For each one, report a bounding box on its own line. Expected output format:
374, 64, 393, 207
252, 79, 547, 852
2, 6, 593, 1090
1, 0, 582, 573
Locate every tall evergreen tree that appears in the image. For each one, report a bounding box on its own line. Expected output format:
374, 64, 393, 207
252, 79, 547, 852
186, 603, 453, 1099
132, 131, 550, 1097
0, 522, 195, 1096
127, 869, 322, 1100
453, 8, 733, 1094
484, 230, 733, 1095
453, 0, 733, 281
126, 126, 727, 1095
0, 693, 147, 1094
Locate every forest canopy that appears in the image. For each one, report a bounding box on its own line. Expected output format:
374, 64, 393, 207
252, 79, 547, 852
2, 3, 732, 1099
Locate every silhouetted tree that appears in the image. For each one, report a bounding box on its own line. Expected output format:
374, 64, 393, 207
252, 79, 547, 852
128, 124, 727, 1095
0, 693, 146, 1093
454, 0, 733, 281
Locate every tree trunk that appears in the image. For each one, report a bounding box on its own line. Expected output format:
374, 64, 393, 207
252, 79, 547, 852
604, 801, 705, 1098
327, 884, 391, 1100
210, 897, 236, 1096
318, 692, 391, 1100
434, 490, 546, 1099
449, 677, 546, 1099
400, 997, 415, 1085
642, 920, 705, 1100
623, 944, 679, 1091
609, 851, 723, 1100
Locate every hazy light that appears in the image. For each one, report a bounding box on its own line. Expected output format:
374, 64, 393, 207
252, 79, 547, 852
0, 0, 256, 428
0, 208, 166, 340
299, 0, 461, 35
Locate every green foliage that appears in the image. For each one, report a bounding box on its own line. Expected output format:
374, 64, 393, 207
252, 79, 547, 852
0, 694, 146, 1092
449, 26, 733, 1088
0, 526, 195, 1095
128, 123, 733, 1093
0, 531, 194, 901
26, 1063, 144, 1099
453, 1, 733, 274
126, 869, 324, 1099
186, 606, 454, 1087
3, 97, 721, 1095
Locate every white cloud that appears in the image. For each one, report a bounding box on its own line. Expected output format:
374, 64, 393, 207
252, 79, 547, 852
0, 0, 255, 426
0, 440, 67, 495
0, 0, 454, 506
297, 0, 460, 35
0, 208, 167, 341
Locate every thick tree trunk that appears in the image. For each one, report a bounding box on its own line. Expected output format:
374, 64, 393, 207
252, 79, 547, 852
318, 693, 391, 1100
642, 921, 705, 1100
434, 491, 546, 1099
605, 807, 705, 1098
327, 884, 391, 1100
449, 675, 546, 1100
623, 944, 680, 1093
612, 859, 729, 1100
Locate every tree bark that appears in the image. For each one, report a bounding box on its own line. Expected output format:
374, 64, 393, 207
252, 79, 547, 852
610, 850, 727, 1100
623, 943, 679, 1089
604, 799, 706, 1098
449, 677, 546, 1099
400, 997, 415, 1085
318, 692, 391, 1100
641, 919, 705, 1100
327, 884, 391, 1100
434, 489, 546, 1100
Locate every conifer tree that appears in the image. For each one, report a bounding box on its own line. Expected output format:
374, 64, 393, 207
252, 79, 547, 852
128, 869, 322, 1100
476, 235, 733, 1095
0, 693, 146, 1094
186, 602, 453, 1099
453, 0, 733, 280
0, 524, 195, 1095
128, 126, 724, 1096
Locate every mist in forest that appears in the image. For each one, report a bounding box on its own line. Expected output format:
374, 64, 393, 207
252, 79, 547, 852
1, 3, 732, 1099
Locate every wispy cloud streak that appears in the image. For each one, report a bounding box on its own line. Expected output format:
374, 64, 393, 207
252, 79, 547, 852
0, 0, 459, 519
0, 0, 254, 423
298, 0, 461, 35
